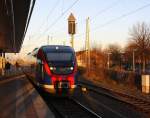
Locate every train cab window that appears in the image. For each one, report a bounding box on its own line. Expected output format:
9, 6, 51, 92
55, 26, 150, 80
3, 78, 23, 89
46, 52, 75, 67
46, 52, 73, 61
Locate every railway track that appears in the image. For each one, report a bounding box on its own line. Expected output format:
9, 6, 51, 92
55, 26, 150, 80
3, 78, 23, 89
36, 87, 101, 118
45, 97, 101, 118
26, 73, 147, 117
78, 80, 150, 115
26, 74, 101, 118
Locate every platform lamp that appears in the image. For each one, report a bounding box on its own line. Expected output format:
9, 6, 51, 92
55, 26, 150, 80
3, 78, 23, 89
68, 13, 76, 48
133, 49, 137, 72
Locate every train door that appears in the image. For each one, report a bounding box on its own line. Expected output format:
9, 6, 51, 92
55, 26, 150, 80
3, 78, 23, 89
36, 58, 43, 82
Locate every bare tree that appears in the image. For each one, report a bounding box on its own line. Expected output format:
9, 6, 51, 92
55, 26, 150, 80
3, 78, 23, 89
129, 22, 150, 73
124, 42, 139, 71
106, 44, 122, 69
90, 46, 106, 68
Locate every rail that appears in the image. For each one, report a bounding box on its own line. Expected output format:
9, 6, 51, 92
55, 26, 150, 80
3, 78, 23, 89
78, 81, 150, 115
42, 95, 101, 118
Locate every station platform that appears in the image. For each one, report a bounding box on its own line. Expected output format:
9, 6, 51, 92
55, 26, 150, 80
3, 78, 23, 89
0, 75, 55, 118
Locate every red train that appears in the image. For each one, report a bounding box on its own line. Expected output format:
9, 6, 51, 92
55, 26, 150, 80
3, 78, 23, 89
31, 45, 77, 95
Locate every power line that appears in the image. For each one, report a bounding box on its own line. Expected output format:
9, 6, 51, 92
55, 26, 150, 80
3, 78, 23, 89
46, 0, 79, 33
34, 0, 80, 41
93, 2, 150, 31
51, 0, 121, 38
91, 0, 120, 21
76, 2, 150, 38
31, 0, 60, 37
25, 0, 121, 49
47, 0, 60, 20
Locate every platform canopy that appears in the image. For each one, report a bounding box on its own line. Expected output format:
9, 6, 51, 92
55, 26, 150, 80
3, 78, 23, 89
0, 0, 36, 53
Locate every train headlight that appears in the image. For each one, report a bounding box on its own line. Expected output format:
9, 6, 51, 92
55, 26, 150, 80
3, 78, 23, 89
50, 67, 56, 70
70, 67, 74, 70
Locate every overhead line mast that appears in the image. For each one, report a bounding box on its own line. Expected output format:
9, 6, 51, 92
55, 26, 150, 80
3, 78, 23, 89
85, 17, 90, 74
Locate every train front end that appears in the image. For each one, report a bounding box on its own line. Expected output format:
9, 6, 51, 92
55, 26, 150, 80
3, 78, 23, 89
36, 46, 77, 95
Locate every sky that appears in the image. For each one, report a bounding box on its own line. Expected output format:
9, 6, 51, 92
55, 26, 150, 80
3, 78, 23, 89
20, 0, 150, 54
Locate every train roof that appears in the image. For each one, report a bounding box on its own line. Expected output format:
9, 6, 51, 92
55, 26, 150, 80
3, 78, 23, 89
40, 45, 75, 52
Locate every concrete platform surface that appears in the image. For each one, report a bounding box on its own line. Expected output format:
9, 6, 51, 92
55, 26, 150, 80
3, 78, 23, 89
0, 75, 55, 118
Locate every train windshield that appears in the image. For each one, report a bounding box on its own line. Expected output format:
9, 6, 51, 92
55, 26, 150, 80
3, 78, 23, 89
46, 52, 73, 61
46, 52, 74, 67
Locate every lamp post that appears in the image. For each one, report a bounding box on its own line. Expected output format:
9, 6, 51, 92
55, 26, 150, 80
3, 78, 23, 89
85, 17, 90, 74
107, 52, 111, 69
120, 52, 125, 71
133, 49, 136, 72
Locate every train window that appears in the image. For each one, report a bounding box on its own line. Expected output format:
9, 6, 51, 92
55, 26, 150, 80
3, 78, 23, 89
46, 52, 73, 61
